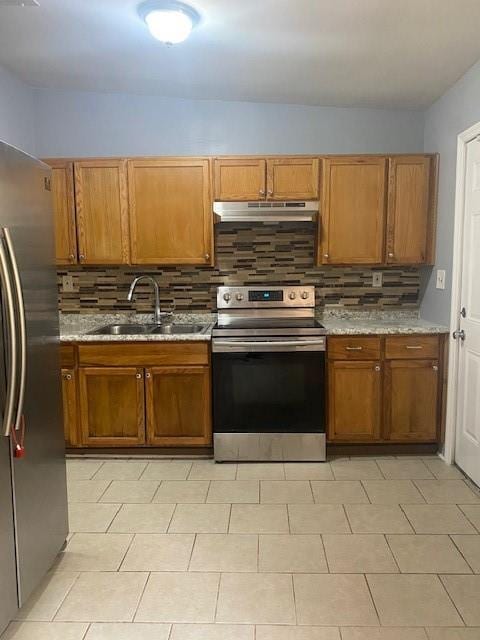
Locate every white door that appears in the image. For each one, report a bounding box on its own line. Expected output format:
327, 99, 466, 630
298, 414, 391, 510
455, 137, 480, 485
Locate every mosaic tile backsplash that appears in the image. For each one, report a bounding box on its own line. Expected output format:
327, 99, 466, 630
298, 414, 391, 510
58, 223, 421, 313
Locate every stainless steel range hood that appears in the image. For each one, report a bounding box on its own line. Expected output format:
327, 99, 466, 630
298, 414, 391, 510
213, 201, 318, 223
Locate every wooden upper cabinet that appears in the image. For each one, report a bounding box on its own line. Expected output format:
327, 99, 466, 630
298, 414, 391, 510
74, 159, 130, 265
328, 360, 382, 442
128, 158, 212, 265
45, 160, 77, 265
214, 158, 266, 200
384, 359, 439, 442
145, 365, 212, 446
386, 155, 437, 264
79, 366, 145, 447
319, 157, 387, 265
266, 157, 319, 200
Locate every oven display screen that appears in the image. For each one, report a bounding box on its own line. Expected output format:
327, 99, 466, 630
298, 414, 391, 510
248, 290, 283, 302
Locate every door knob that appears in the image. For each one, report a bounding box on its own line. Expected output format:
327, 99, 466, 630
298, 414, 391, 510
452, 329, 466, 341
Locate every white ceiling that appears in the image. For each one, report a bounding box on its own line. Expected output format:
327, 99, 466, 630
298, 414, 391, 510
1, 0, 480, 108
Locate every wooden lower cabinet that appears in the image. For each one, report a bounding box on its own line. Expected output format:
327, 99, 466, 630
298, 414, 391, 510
79, 367, 146, 447
61, 368, 79, 446
146, 366, 212, 446
70, 342, 212, 448
384, 359, 439, 442
327, 334, 444, 444
328, 360, 381, 442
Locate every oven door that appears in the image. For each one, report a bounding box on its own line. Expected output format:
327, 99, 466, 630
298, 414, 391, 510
212, 338, 325, 434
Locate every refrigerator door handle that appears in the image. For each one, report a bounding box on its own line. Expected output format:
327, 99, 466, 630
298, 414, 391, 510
0, 231, 18, 437
3, 228, 27, 433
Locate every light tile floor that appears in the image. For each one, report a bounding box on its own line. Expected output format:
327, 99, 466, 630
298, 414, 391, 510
3, 455, 480, 639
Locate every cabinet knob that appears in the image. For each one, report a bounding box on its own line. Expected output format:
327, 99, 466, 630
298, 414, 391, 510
374, 365, 381, 372
388, 252, 394, 258
69, 254, 75, 262
259, 189, 265, 197
135, 373, 142, 379
323, 254, 329, 259
432, 365, 439, 371
63, 373, 72, 380
145, 372, 151, 379
79, 254, 85, 261
267, 190, 273, 196
204, 253, 210, 261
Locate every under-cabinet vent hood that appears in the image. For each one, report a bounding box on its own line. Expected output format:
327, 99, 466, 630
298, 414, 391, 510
213, 201, 318, 223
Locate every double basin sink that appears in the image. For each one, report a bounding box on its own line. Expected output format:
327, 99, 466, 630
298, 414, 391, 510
88, 323, 210, 336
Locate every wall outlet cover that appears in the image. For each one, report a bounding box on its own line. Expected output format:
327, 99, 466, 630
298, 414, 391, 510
436, 269, 446, 290
372, 272, 383, 288
62, 275, 75, 293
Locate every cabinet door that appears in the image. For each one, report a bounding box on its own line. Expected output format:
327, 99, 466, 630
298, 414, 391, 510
61, 369, 79, 446
386, 155, 436, 264
146, 366, 212, 446
319, 157, 386, 264
328, 360, 381, 441
267, 157, 319, 200
79, 367, 145, 446
74, 159, 130, 264
214, 158, 266, 201
46, 160, 77, 265
384, 359, 439, 442
128, 158, 212, 265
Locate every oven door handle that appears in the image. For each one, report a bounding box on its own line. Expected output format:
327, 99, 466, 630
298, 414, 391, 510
212, 339, 326, 353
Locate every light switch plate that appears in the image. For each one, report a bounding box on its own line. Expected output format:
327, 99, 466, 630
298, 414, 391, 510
62, 275, 74, 293
372, 272, 383, 288
436, 269, 446, 290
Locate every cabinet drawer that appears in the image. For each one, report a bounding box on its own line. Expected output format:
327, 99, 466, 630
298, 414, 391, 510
328, 336, 382, 360
60, 345, 76, 368
385, 336, 439, 359
78, 342, 209, 366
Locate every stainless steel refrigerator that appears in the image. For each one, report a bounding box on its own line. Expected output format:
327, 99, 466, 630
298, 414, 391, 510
0, 141, 68, 634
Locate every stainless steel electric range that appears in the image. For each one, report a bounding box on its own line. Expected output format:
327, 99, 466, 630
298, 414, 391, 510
212, 286, 327, 462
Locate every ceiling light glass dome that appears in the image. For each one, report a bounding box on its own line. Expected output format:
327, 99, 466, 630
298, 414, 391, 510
138, 1, 200, 45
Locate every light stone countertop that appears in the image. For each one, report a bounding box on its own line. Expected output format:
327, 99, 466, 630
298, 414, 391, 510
59, 312, 216, 342
59, 309, 449, 342
319, 309, 449, 336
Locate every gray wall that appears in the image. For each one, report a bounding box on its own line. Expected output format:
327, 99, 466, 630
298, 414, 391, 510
421, 59, 480, 325
34, 88, 425, 158
0, 65, 36, 154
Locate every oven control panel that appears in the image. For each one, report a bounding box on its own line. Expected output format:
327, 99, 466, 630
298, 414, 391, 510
217, 286, 315, 309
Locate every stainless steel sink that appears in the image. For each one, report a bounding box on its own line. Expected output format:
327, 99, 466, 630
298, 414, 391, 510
88, 324, 158, 335
151, 323, 207, 335
88, 323, 209, 336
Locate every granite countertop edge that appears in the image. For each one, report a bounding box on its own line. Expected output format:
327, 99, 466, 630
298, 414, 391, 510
59, 311, 449, 342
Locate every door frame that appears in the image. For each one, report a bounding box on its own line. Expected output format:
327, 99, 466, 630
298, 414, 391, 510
444, 120, 480, 464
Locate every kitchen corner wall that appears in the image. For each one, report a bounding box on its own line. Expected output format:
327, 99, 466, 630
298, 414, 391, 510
0, 64, 36, 154
58, 223, 420, 313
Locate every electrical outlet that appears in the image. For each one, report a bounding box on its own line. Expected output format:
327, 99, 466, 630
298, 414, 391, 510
372, 272, 383, 288
436, 269, 446, 290
62, 275, 74, 293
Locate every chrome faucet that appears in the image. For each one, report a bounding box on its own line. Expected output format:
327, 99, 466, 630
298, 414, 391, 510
127, 276, 162, 324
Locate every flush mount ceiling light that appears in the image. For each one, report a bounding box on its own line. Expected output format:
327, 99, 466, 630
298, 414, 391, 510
138, 0, 200, 45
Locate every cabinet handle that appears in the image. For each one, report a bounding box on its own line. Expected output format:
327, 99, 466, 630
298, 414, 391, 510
346, 346, 363, 351
405, 345, 423, 350
259, 189, 265, 197
374, 365, 381, 372
135, 373, 142, 379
